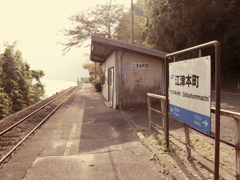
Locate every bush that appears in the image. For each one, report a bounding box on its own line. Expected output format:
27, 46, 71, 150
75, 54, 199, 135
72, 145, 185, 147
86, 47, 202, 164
95, 82, 102, 92
92, 79, 102, 92
0, 92, 12, 119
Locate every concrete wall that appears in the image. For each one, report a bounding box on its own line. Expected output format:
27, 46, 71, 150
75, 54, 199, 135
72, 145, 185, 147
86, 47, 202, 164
118, 52, 163, 108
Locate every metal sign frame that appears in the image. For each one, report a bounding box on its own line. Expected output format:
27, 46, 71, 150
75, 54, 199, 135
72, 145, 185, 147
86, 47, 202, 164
165, 41, 221, 180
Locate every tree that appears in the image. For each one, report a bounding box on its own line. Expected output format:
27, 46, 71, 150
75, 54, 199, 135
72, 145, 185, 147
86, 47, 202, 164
83, 62, 101, 81
142, 0, 240, 76
115, 10, 144, 46
1, 43, 23, 112
29, 70, 45, 103
113, 0, 145, 46
0, 92, 12, 119
0, 43, 45, 117
61, 2, 126, 54
0, 48, 12, 118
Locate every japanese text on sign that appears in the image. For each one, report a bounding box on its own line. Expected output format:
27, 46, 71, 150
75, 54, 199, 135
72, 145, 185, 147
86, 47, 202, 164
131, 63, 150, 69
124, 63, 128, 80
173, 75, 199, 88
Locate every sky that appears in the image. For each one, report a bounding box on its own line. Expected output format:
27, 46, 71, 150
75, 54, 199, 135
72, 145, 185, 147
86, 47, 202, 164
0, 0, 132, 82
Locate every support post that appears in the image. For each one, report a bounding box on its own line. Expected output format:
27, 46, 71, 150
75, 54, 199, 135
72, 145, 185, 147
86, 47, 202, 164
165, 57, 170, 150
184, 124, 192, 160
147, 96, 152, 129
161, 99, 166, 138
214, 41, 221, 180
235, 117, 240, 179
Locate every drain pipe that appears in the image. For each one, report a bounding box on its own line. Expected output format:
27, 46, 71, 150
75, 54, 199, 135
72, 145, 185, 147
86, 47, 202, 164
117, 50, 126, 109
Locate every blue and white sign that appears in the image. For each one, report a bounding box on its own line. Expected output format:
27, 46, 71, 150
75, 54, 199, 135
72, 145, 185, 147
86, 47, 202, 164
169, 56, 211, 134
124, 63, 128, 80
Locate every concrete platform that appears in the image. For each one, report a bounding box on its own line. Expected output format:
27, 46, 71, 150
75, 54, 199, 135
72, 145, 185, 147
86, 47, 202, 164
0, 84, 167, 180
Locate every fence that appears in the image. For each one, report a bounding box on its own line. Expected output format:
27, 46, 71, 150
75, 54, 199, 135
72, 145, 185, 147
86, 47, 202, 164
147, 92, 240, 179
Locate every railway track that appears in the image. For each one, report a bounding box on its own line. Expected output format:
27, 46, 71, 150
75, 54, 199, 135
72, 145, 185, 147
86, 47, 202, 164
0, 85, 80, 165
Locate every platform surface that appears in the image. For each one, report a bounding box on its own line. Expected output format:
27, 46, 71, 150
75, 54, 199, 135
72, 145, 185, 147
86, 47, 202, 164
0, 84, 166, 180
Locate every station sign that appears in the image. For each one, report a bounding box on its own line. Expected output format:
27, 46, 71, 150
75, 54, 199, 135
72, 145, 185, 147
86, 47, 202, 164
131, 63, 150, 69
169, 56, 211, 134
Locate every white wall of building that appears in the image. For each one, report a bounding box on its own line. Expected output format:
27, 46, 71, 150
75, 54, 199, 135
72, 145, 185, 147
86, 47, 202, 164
119, 52, 163, 107
102, 50, 164, 109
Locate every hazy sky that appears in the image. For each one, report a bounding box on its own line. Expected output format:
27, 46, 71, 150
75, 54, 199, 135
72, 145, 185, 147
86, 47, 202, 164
0, 0, 132, 82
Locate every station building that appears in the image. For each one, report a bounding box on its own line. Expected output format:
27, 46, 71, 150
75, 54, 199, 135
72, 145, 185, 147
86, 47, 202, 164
90, 35, 167, 109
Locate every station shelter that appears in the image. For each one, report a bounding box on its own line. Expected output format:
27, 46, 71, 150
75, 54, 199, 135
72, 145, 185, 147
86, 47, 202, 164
90, 35, 168, 109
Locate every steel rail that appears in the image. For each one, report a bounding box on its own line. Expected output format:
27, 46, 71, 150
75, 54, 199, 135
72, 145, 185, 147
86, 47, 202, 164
0, 86, 77, 136
0, 86, 79, 164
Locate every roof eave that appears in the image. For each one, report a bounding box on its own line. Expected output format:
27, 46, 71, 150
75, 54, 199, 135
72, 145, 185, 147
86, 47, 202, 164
90, 35, 168, 63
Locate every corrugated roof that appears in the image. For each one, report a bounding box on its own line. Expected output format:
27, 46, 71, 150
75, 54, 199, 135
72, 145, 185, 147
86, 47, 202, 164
90, 35, 168, 63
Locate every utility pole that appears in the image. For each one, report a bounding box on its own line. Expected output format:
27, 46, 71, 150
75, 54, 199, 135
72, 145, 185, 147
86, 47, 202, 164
107, 0, 112, 38
131, 0, 134, 44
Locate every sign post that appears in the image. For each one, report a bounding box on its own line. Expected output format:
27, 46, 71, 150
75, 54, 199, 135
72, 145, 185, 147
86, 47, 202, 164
165, 41, 221, 180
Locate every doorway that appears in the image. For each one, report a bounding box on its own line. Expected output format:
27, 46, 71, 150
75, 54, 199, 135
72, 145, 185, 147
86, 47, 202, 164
108, 67, 114, 107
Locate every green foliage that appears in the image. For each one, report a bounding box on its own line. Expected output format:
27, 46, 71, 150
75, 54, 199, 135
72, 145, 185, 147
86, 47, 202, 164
29, 81, 45, 103
0, 43, 45, 119
60, 0, 240, 82
61, 2, 126, 54
115, 11, 144, 46
92, 79, 102, 92
142, 0, 240, 76
80, 77, 90, 83
29, 70, 45, 103
83, 62, 101, 79
0, 92, 12, 119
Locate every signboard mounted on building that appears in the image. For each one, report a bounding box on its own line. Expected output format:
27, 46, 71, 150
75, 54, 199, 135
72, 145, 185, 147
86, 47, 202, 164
124, 63, 128, 80
131, 63, 150, 69
169, 56, 211, 134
